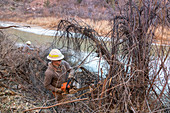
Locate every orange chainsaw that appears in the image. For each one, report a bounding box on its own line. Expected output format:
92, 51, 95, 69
61, 80, 98, 94
61, 82, 93, 94
61, 78, 73, 93
61, 82, 71, 93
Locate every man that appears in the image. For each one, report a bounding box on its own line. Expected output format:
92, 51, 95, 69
44, 49, 74, 101
22, 41, 33, 53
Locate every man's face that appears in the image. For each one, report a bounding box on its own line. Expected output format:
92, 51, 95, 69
52, 60, 62, 67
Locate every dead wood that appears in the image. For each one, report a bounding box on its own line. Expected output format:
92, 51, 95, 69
53, 0, 169, 112
0, 26, 30, 29
23, 98, 88, 112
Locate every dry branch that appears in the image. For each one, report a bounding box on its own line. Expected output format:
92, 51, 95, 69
0, 26, 30, 29
23, 98, 88, 112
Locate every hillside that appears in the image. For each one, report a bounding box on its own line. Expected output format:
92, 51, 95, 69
0, 0, 116, 21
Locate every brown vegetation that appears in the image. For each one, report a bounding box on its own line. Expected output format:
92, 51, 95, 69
0, 30, 100, 112
0, 0, 169, 112
53, 0, 169, 112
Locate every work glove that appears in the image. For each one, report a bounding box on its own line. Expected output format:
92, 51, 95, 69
55, 88, 63, 94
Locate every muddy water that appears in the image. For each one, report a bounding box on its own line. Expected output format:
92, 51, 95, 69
1, 26, 108, 76
2, 27, 94, 51
3, 28, 55, 46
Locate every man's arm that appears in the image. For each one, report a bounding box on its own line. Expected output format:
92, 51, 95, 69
22, 45, 29, 52
68, 69, 74, 78
64, 61, 75, 79
44, 72, 62, 93
64, 61, 75, 92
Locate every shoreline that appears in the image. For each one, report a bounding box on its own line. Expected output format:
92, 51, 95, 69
0, 20, 169, 46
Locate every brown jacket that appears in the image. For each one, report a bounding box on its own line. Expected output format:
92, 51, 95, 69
44, 60, 74, 92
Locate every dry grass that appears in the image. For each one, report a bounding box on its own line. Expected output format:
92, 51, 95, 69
25, 17, 62, 28
25, 17, 111, 36
73, 17, 112, 35
23, 17, 170, 44
2, 15, 169, 44
154, 26, 170, 45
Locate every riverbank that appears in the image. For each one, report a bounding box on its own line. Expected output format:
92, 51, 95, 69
0, 15, 111, 36
1, 16, 169, 45
0, 20, 169, 46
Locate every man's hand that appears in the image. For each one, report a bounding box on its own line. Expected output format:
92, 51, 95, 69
55, 88, 63, 94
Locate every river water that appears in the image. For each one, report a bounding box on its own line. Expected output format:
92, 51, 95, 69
0, 21, 56, 45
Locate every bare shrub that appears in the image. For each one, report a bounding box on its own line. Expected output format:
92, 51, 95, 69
0, 30, 99, 112
53, 0, 169, 112
0, 0, 169, 112
0, 31, 51, 103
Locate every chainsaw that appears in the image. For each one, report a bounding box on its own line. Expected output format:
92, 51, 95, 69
61, 80, 98, 94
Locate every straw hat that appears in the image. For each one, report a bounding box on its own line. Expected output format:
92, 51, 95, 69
47, 49, 64, 61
